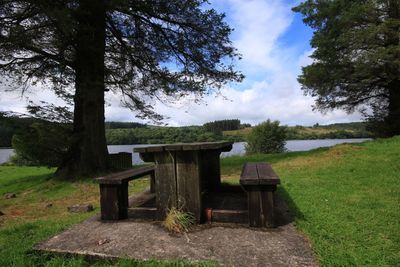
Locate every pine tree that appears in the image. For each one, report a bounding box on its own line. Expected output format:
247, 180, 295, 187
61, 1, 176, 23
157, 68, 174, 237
0, 1, 243, 177
293, 0, 400, 136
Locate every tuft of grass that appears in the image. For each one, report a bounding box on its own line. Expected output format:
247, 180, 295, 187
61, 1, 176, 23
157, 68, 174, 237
162, 207, 195, 234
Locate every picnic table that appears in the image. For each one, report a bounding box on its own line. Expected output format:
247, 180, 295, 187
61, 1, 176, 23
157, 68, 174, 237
134, 141, 233, 222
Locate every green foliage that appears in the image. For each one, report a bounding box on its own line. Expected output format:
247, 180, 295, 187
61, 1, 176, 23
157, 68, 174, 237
12, 122, 71, 167
0, 112, 35, 147
106, 126, 224, 145
293, 0, 400, 136
1, 0, 244, 176
224, 122, 374, 141
245, 120, 287, 154
286, 122, 375, 140
0, 1, 243, 120
203, 119, 241, 135
105, 122, 147, 129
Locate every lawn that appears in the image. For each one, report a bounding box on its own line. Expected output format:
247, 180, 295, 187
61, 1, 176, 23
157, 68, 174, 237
1, 136, 399, 266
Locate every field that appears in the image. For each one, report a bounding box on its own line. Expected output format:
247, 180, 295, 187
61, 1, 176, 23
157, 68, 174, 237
1, 136, 399, 266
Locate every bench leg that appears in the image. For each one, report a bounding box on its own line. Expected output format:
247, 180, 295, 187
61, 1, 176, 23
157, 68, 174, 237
99, 182, 128, 220
245, 185, 276, 227
150, 172, 155, 193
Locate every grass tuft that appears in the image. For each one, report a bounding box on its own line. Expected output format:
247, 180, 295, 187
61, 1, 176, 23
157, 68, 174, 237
162, 207, 195, 234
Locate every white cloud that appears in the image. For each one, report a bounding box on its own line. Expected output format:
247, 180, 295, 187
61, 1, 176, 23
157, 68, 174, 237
228, 0, 293, 72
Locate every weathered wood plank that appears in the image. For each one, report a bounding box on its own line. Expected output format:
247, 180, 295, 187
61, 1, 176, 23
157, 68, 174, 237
128, 207, 157, 220
164, 144, 184, 150
99, 183, 128, 220
134, 146, 164, 153
108, 152, 132, 170
200, 142, 232, 152
154, 152, 177, 220
136, 141, 233, 152
138, 152, 154, 162
150, 172, 155, 193
246, 186, 275, 227
240, 162, 279, 227
211, 209, 248, 224
256, 163, 280, 185
240, 163, 259, 185
176, 151, 202, 222
96, 166, 155, 185
199, 150, 221, 191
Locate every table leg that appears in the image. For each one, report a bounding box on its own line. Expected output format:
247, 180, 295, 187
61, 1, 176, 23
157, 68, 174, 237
154, 152, 177, 220
176, 151, 202, 222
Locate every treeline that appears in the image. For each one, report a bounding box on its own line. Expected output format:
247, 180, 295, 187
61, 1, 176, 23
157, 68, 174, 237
0, 115, 241, 147
1, 114, 374, 148
106, 126, 224, 145
105, 121, 146, 129
286, 123, 374, 140
203, 119, 250, 134
0, 113, 36, 147
286, 128, 374, 140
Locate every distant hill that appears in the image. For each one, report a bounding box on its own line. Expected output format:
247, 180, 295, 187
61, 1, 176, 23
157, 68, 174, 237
223, 122, 374, 141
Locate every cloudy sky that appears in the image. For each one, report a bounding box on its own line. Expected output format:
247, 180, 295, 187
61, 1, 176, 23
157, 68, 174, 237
0, 0, 363, 126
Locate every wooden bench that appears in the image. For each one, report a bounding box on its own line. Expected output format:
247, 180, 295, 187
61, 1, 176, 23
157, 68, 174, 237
96, 166, 155, 220
240, 162, 280, 227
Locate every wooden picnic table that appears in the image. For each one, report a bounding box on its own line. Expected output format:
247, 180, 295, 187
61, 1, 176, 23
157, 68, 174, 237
134, 141, 233, 222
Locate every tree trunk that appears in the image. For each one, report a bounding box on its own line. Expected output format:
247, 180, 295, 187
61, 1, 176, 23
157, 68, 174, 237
387, 81, 400, 136
56, 0, 109, 178
385, 0, 400, 136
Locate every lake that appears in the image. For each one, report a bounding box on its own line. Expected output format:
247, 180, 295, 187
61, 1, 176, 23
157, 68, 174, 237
0, 138, 371, 165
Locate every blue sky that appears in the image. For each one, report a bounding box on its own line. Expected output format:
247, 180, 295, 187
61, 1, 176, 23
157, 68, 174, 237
0, 0, 363, 126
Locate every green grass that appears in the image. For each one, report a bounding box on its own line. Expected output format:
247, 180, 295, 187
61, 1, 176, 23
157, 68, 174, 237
1, 137, 399, 266
222, 137, 400, 266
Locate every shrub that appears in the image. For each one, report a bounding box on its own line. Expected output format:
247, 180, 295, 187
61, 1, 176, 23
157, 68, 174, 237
12, 122, 71, 167
246, 119, 287, 154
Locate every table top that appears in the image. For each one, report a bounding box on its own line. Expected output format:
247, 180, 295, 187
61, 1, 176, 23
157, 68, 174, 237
134, 141, 233, 153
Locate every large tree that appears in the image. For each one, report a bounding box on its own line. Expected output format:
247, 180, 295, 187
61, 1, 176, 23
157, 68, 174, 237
0, 1, 243, 177
293, 0, 400, 136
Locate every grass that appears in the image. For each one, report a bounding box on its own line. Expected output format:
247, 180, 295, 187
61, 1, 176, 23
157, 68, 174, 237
163, 207, 195, 233
222, 137, 400, 266
1, 136, 399, 266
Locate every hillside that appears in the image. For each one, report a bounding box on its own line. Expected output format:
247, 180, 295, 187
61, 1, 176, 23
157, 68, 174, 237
223, 122, 374, 141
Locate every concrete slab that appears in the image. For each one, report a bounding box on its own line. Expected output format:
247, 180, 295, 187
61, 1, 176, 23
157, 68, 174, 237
35, 218, 317, 266
35, 190, 317, 266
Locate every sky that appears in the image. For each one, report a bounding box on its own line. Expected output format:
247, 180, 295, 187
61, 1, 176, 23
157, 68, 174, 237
0, 0, 363, 126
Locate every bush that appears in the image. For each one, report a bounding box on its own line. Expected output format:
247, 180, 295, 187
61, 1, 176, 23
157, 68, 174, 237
246, 120, 287, 154
12, 122, 71, 167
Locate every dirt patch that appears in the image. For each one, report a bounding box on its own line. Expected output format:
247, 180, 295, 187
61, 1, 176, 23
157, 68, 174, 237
35, 216, 317, 266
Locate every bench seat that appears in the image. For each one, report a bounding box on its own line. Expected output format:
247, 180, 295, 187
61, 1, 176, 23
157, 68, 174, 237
96, 166, 155, 184
240, 162, 280, 227
96, 166, 155, 220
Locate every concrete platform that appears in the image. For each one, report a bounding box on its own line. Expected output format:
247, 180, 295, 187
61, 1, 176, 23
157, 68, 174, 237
35, 192, 317, 267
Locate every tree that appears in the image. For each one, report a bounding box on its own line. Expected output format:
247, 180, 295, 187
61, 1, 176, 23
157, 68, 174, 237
293, 0, 400, 137
0, 1, 243, 177
245, 120, 287, 154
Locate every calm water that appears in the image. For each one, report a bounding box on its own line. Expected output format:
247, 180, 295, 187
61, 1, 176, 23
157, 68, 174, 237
0, 148, 14, 164
0, 138, 371, 165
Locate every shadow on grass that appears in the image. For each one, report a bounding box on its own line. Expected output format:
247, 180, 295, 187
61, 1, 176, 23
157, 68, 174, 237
276, 186, 305, 223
